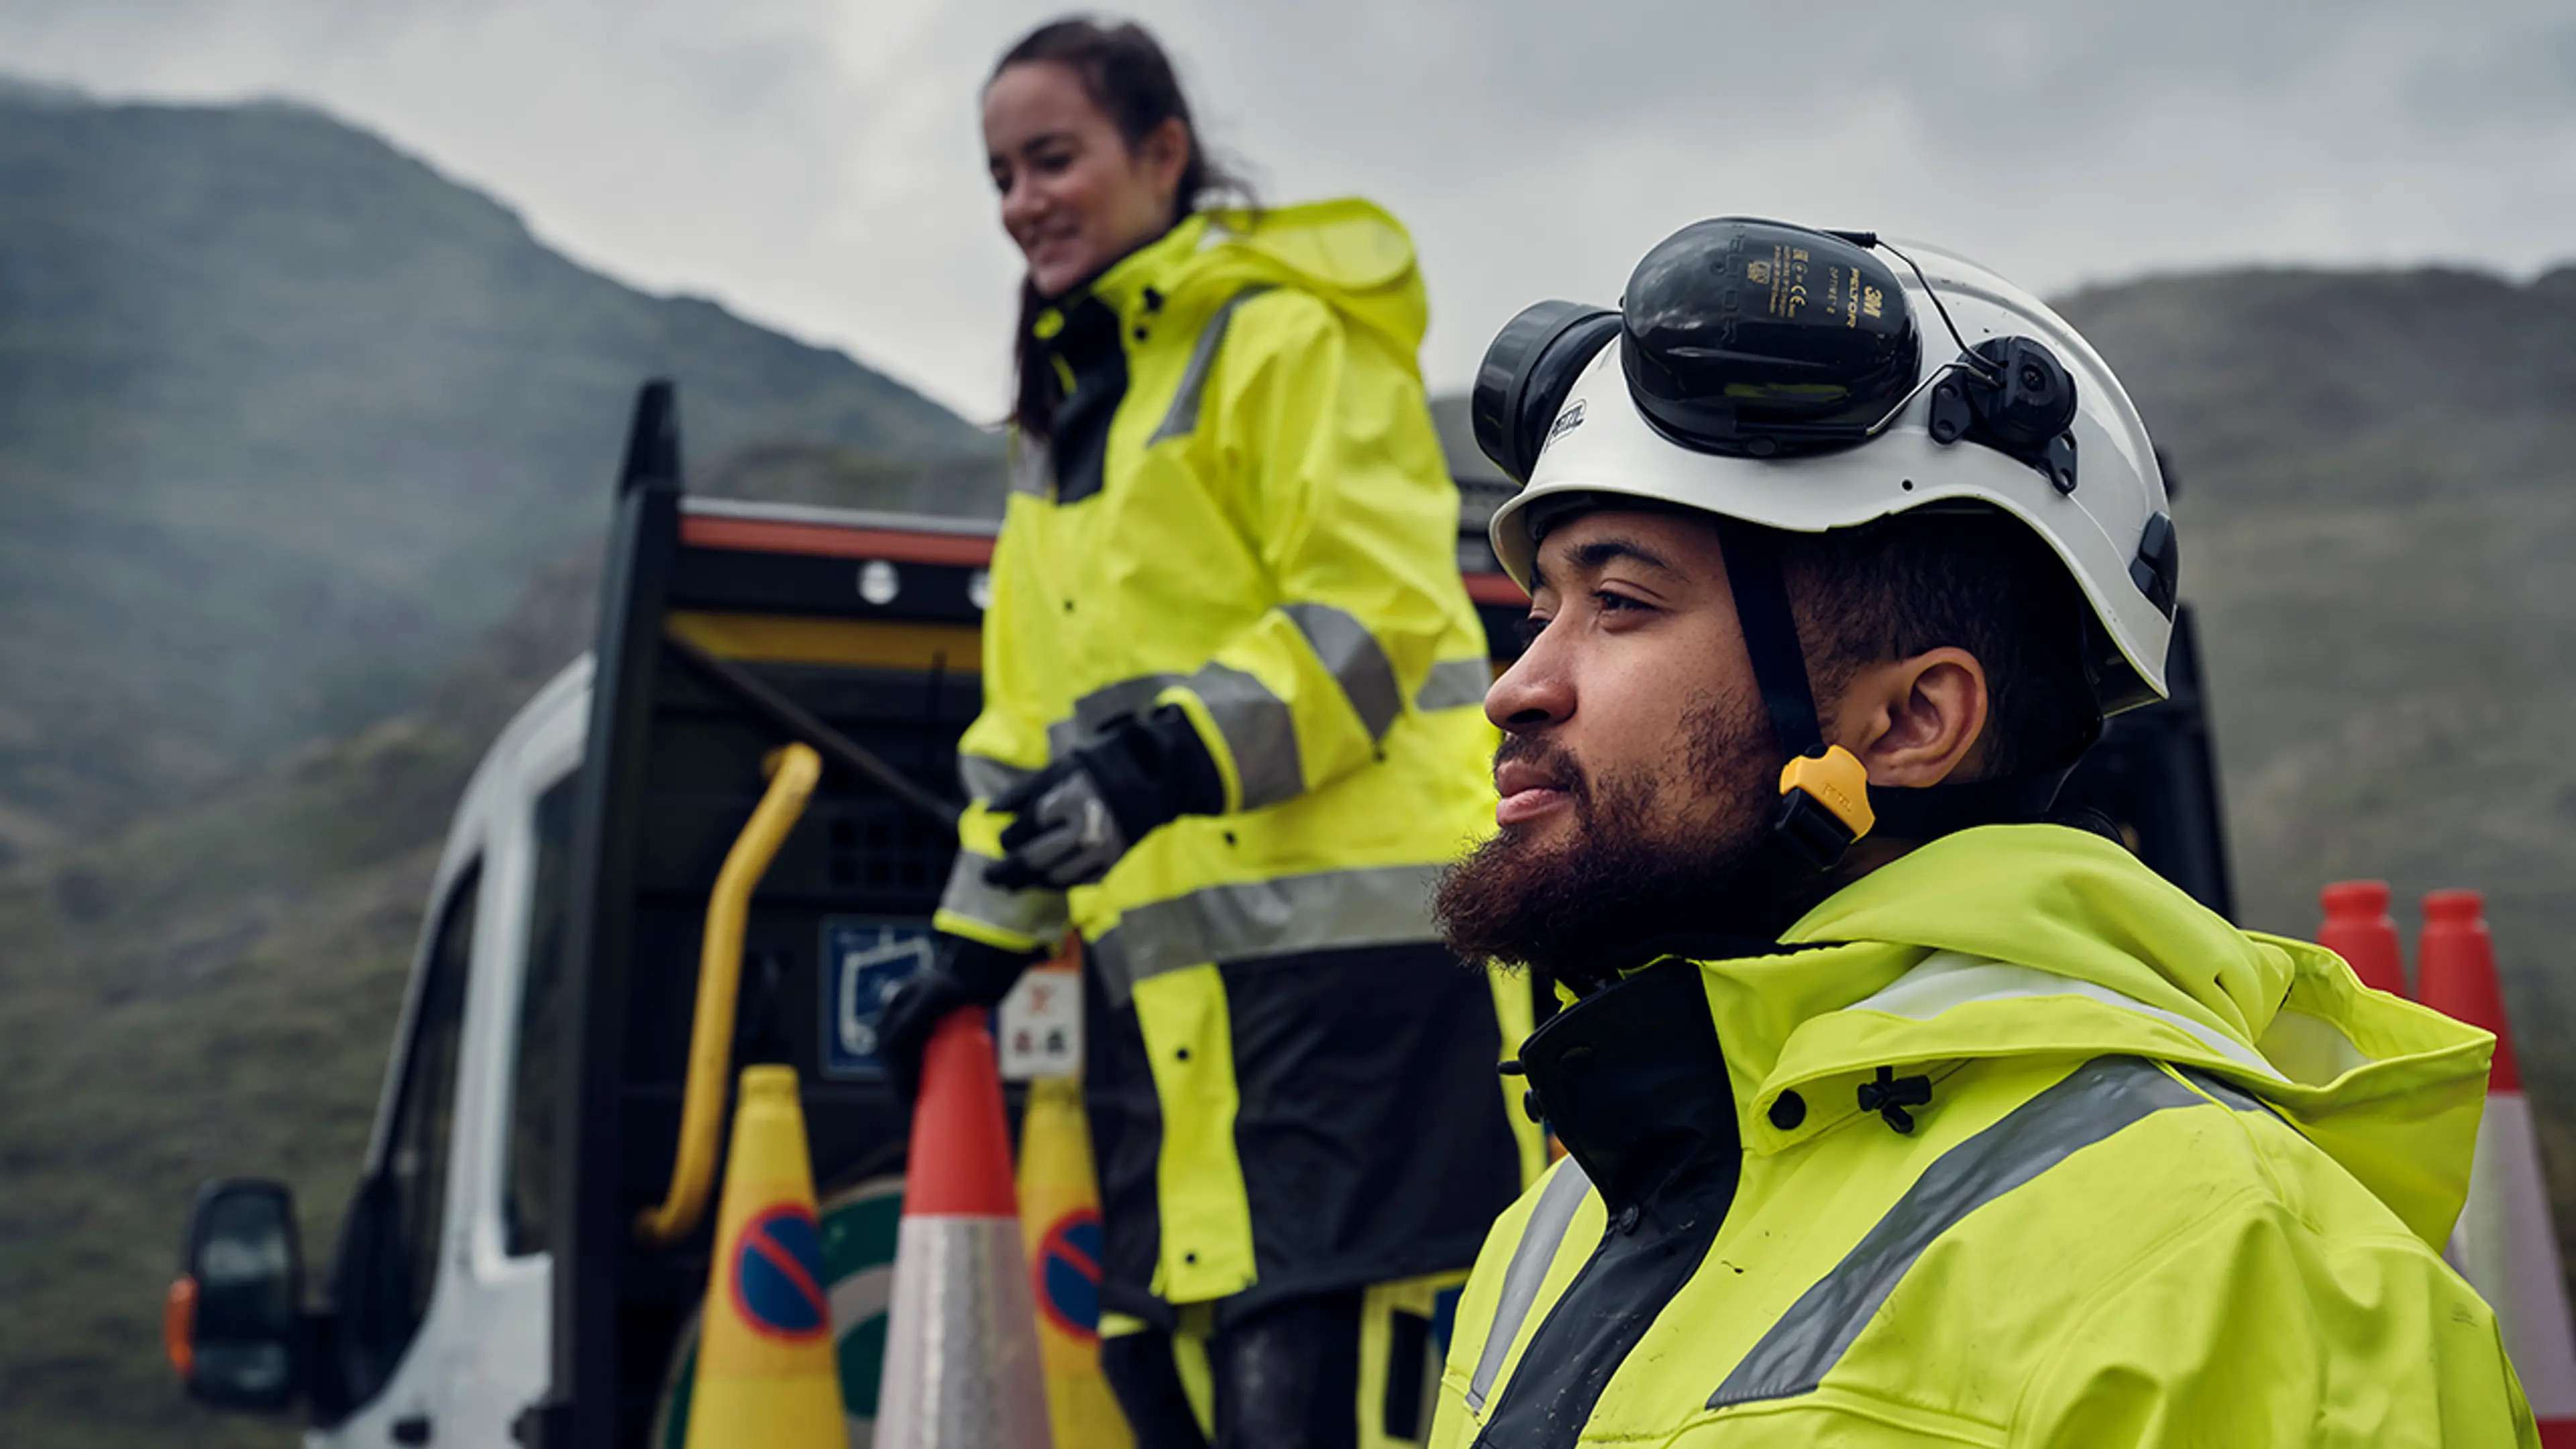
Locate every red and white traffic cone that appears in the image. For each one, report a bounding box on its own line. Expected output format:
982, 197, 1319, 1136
2418, 889, 2576, 1442
876, 1009, 1054, 1449
2317, 879, 2408, 996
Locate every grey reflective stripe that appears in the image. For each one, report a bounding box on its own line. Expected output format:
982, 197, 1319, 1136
1146, 286, 1275, 446
959, 753, 1036, 803
1283, 602, 1403, 743
1089, 863, 1444, 1007
1707, 1057, 2207, 1411
1414, 657, 1493, 713
2179, 1065, 2279, 1118
1181, 662, 1302, 810
936, 851, 1067, 944
1466, 1162, 1595, 1414
1046, 674, 1182, 761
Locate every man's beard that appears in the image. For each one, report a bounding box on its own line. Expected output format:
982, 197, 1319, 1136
1434, 694, 1785, 992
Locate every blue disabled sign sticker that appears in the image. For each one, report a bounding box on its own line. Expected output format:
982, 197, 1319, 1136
820, 918, 935, 1079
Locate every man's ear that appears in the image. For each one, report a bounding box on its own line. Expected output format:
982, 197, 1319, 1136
1831, 647, 1990, 788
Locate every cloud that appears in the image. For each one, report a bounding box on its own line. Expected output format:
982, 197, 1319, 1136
2, 0, 2570, 417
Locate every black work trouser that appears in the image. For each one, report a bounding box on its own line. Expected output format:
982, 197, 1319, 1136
1099, 1291, 1364, 1449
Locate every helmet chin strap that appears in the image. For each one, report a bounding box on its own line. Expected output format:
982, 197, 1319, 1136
1711, 518, 2073, 914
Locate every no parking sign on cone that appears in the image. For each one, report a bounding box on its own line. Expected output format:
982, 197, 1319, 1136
684, 1065, 843, 1449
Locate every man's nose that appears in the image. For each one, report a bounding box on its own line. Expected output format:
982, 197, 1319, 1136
1486, 637, 1571, 734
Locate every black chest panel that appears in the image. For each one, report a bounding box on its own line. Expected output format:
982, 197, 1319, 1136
1044, 294, 1130, 505
1476, 960, 1744, 1448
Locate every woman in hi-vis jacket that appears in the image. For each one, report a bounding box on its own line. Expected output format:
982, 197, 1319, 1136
873, 17, 1538, 1449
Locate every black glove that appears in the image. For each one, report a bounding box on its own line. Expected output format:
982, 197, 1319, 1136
985, 705, 1226, 892
873, 934, 1042, 1102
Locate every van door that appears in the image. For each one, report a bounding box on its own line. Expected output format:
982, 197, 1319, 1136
317, 856, 483, 1447
439, 724, 584, 1442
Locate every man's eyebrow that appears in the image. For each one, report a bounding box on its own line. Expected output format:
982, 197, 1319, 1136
1531, 535, 1679, 592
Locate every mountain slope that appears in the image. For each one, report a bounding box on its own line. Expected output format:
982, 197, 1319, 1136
0, 88, 994, 849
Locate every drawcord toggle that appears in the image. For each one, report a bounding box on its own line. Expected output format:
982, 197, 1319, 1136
1858, 1065, 1933, 1135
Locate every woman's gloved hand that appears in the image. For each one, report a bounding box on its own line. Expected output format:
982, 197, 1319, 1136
985, 704, 1226, 891
873, 934, 1046, 1101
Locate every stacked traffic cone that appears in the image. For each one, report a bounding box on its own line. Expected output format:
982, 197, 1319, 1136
877, 1010, 1053, 1448
2416, 890, 2576, 1443
1020, 1070, 1132, 1448
2316, 880, 2408, 996
684, 1066, 843, 1448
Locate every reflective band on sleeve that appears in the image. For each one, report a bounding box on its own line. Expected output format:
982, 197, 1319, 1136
1282, 602, 1403, 742
1466, 1163, 1595, 1413
1414, 657, 1495, 713
1089, 863, 1447, 1007
1707, 1057, 2206, 1410
958, 753, 1035, 803
936, 850, 1069, 945
1046, 674, 1183, 761
1175, 662, 1302, 811
1147, 286, 1275, 447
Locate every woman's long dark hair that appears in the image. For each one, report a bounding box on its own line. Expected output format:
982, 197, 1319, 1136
995, 17, 1253, 439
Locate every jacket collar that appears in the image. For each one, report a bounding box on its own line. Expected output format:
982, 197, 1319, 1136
1519, 957, 1741, 1222
1033, 213, 1211, 339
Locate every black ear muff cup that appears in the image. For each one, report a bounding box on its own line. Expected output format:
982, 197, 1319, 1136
1471, 301, 1622, 483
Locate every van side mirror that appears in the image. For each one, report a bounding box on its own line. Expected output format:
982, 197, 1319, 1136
169, 1178, 307, 1412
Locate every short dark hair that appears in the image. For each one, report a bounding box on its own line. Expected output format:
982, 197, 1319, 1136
994, 16, 1256, 440
1773, 508, 2099, 778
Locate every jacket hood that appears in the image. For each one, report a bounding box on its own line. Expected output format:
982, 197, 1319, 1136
1084, 198, 1430, 358
1697, 824, 2494, 1248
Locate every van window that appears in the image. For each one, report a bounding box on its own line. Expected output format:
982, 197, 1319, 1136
382, 864, 478, 1348
504, 773, 577, 1256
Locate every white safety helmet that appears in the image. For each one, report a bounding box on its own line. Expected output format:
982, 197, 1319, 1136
1478, 218, 2176, 717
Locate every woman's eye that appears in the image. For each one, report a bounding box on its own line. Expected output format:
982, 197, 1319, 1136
1034, 150, 1073, 174
1515, 614, 1552, 647
1595, 590, 1648, 614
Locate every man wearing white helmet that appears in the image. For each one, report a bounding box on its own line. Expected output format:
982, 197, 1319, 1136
1426, 219, 2534, 1447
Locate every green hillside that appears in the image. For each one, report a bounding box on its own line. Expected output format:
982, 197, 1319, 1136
0, 85, 995, 855
0, 555, 600, 1448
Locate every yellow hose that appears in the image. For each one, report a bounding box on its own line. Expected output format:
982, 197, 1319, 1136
635, 741, 822, 1246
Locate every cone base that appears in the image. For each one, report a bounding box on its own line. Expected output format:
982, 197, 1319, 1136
877, 1215, 1053, 1449
682, 1377, 845, 1449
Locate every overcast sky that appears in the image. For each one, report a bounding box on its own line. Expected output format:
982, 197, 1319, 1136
5, 0, 2571, 420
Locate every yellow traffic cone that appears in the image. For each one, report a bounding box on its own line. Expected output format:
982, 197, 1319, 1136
684, 1065, 844, 1449
1020, 1069, 1133, 1449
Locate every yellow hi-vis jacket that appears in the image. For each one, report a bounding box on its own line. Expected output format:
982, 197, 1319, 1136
1433, 826, 2538, 1448
934, 200, 1535, 1320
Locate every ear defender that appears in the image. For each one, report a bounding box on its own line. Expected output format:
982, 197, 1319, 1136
1471, 300, 1623, 483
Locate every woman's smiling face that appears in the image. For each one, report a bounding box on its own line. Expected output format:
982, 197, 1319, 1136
983, 60, 1186, 299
